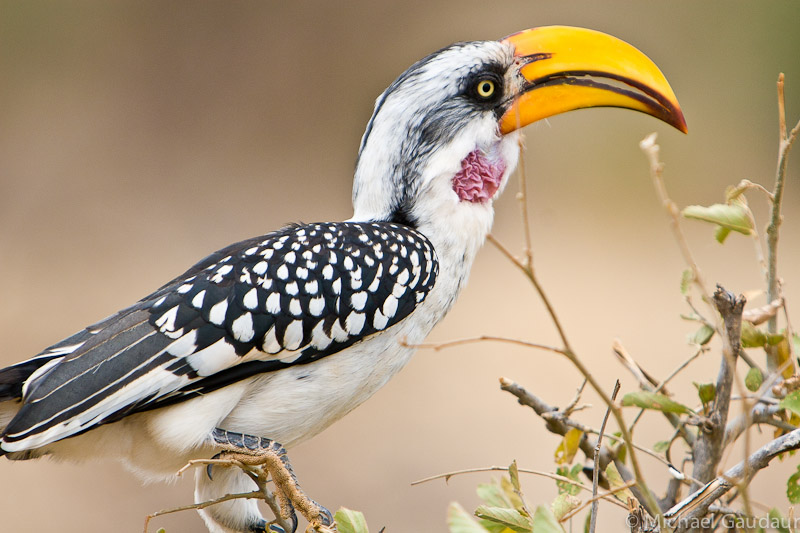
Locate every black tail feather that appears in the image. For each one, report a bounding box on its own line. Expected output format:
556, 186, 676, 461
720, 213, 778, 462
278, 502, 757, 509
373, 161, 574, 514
0, 356, 61, 401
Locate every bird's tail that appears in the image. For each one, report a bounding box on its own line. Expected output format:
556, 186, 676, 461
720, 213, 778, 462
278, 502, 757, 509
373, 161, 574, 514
0, 355, 62, 455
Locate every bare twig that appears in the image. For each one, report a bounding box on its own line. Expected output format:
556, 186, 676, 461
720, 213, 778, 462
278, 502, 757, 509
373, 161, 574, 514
590, 381, 621, 533
404, 335, 565, 356
640, 133, 712, 306
144, 491, 264, 533
614, 339, 699, 446
766, 73, 800, 373
411, 465, 626, 511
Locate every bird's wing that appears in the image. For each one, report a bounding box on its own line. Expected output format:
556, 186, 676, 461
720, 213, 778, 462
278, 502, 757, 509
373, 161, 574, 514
1, 222, 437, 451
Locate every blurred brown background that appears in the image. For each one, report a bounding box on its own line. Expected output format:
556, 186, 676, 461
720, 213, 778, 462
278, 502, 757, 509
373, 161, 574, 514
1, 2, 799, 531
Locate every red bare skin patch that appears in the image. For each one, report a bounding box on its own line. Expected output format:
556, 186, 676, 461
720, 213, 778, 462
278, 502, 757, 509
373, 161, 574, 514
452, 149, 506, 203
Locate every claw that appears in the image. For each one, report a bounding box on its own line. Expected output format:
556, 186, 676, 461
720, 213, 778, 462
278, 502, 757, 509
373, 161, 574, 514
206, 452, 223, 480
311, 501, 334, 527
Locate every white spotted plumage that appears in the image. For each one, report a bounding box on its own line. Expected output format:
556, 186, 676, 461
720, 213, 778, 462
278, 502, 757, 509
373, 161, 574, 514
1, 37, 522, 533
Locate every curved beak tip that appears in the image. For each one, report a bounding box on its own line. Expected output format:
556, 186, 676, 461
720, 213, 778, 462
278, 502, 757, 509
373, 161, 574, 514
499, 26, 687, 135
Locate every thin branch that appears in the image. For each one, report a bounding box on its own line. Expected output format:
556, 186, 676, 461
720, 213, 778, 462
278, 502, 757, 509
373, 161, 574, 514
590, 381, 621, 533
640, 133, 713, 306
411, 465, 626, 510
614, 340, 699, 448
144, 491, 264, 533
766, 73, 800, 372
404, 335, 565, 356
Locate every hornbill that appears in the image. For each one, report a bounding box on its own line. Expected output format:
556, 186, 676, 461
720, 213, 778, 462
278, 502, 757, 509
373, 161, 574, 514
0, 26, 685, 533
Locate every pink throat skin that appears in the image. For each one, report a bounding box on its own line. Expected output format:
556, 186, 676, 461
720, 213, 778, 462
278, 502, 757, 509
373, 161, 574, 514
452, 149, 506, 203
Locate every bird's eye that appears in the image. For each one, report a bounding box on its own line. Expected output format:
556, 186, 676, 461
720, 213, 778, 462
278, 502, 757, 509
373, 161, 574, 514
476, 79, 496, 99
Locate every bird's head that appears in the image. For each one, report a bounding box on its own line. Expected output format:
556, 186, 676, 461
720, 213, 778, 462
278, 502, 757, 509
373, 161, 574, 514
351, 26, 686, 238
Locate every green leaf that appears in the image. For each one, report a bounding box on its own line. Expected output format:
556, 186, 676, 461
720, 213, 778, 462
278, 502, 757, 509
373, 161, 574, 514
447, 502, 491, 533
714, 225, 731, 243
787, 464, 800, 504
682, 203, 753, 235
551, 493, 581, 521
335, 508, 370, 533
680, 269, 693, 295
621, 391, 692, 414
616, 442, 628, 464
554, 428, 583, 465
653, 440, 670, 453
157, 529, 166, 533
768, 508, 790, 533
605, 463, 636, 503
475, 506, 532, 532
741, 321, 768, 348
688, 324, 715, 346
780, 390, 800, 417
745, 367, 764, 392
693, 382, 716, 405
477, 481, 512, 508
500, 477, 525, 511
508, 460, 521, 492
531, 505, 565, 533
555, 464, 582, 496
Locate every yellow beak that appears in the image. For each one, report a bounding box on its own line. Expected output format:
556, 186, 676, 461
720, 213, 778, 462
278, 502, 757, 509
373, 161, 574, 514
499, 26, 687, 134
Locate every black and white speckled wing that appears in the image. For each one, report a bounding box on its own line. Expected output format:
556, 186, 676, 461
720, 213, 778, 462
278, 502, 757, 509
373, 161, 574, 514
1, 222, 437, 451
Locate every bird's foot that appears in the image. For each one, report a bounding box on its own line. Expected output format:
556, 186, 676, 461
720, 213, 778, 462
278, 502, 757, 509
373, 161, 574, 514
212, 428, 336, 533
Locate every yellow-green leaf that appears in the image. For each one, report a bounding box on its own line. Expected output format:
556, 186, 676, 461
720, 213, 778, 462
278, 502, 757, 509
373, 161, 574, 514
715, 225, 731, 244
551, 493, 581, 521
475, 506, 532, 532
653, 440, 670, 453
768, 508, 790, 533
693, 382, 716, 405
680, 269, 693, 295
554, 428, 583, 465
688, 324, 715, 346
478, 481, 512, 508
500, 477, 525, 511
509, 460, 521, 492
787, 465, 800, 504
335, 507, 370, 533
780, 390, 800, 417
741, 321, 768, 348
555, 465, 582, 496
605, 463, 636, 503
745, 367, 763, 392
621, 391, 692, 414
447, 502, 491, 533
531, 505, 565, 533
683, 203, 753, 235
777, 336, 796, 379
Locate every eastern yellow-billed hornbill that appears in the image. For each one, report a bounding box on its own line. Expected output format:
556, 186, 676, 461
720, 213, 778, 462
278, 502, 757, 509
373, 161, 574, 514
0, 26, 685, 533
